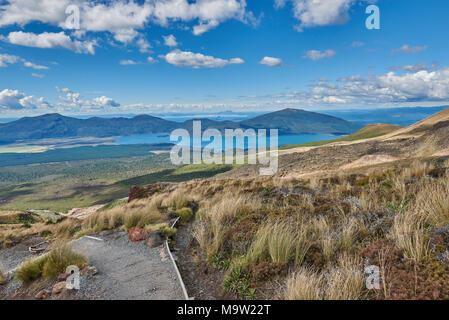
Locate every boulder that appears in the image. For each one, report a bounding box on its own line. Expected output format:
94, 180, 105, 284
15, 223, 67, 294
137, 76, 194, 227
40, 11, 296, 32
146, 231, 165, 248
128, 227, 149, 242
52, 281, 67, 295
35, 289, 51, 300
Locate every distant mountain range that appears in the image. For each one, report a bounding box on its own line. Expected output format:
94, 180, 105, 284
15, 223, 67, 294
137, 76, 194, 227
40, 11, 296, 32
0, 108, 360, 144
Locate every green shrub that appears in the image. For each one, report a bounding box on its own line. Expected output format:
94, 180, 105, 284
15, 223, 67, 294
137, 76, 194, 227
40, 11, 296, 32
176, 207, 193, 224
160, 226, 177, 238
223, 267, 256, 300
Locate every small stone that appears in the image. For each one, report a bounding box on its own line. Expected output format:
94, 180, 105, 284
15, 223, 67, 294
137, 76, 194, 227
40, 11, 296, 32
80, 266, 99, 276
128, 227, 149, 242
52, 281, 67, 295
146, 231, 165, 248
58, 272, 69, 281
35, 289, 51, 300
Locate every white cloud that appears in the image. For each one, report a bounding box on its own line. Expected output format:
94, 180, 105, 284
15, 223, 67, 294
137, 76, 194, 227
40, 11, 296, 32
163, 50, 244, 69
391, 45, 428, 55
0, 0, 257, 45
0, 54, 20, 67
259, 56, 283, 67
389, 63, 438, 73
0, 53, 48, 70
272, 67, 449, 105
275, 0, 365, 31
303, 49, 336, 61
55, 86, 120, 111
136, 37, 151, 53
147, 56, 157, 64
0, 89, 47, 110
163, 34, 178, 47
92, 96, 120, 108
120, 59, 138, 65
31, 73, 45, 78
3, 31, 96, 54
23, 61, 49, 70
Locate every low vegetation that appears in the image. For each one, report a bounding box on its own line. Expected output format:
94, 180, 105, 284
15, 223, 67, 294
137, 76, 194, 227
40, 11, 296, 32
159, 157, 449, 300
15, 243, 88, 283
0, 267, 5, 285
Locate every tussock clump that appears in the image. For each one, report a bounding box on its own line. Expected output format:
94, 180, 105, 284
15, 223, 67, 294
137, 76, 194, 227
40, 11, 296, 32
246, 221, 312, 266
391, 210, 430, 264
284, 268, 324, 300
15, 243, 87, 283
176, 207, 193, 224
284, 255, 365, 300
414, 181, 449, 227
42, 244, 88, 278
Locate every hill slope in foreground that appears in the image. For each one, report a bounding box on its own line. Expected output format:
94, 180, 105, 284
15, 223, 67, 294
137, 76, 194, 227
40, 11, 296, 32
2, 108, 449, 300
0, 108, 359, 144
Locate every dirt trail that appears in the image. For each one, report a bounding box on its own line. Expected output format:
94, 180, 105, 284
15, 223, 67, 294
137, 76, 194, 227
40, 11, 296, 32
70, 232, 184, 300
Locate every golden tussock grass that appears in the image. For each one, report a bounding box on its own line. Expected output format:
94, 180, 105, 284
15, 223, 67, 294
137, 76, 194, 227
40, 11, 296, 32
15, 242, 88, 283
284, 255, 365, 300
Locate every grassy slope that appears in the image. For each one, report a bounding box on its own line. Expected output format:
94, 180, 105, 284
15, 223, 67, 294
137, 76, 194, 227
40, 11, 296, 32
280, 123, 402, 150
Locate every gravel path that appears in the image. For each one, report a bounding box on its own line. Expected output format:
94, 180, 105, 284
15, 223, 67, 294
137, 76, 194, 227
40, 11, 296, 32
70, 232, 184, 300
0, 236, 47, 272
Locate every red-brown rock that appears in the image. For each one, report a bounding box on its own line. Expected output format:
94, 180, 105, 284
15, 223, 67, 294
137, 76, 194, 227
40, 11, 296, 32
35, 289, 51, 300
58, 272, 69, 281
52, 282, 67, 295
128, 227, 149, 242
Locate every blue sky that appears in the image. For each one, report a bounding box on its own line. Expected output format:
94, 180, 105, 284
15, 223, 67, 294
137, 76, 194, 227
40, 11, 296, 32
0, 0, 448, 116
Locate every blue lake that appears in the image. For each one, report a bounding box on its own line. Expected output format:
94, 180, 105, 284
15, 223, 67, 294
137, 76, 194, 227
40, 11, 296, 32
114, 133, 340, 150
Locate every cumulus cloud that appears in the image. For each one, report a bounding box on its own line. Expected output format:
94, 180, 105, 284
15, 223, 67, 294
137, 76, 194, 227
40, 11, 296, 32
303, 49, 336, 61
389, 63, 438, 73
271, 67, 449, 105
3, 31, 96, 54
0, 89, 48, 110
259, 56, 283, 67
147, 56, 157, 64
163, 34, 178, 47
0, 53, 48, 70
163, 50, 244, 69
275, 0, 366, 31
55, 86, 120, 111
92, 96, 120, 108
391, 45, 428, 55
0, 0, 257, 46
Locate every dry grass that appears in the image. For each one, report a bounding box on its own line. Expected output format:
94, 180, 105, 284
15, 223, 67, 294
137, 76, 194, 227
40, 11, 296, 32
284, 268, 324, 300
284, 255, 365, 300
246, 221, 312, 265
325, 255, 365, 300
15, 242, 87, 283
391, 210, 430, 263
194, 194, 261, 256
414, 180, 449, 227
